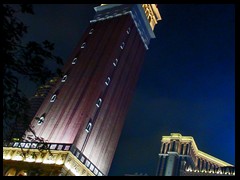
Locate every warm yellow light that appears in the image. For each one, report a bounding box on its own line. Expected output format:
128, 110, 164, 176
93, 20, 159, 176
161, 133, 233, 167
11, 155, 23, 161
3, 154, 12, 160
35, 158, 43, 163
56, 159, 64, 165
43, 159, 55, 164
65, 162, 71, 170
71, 168, 80, 176
25, 157, 35, 162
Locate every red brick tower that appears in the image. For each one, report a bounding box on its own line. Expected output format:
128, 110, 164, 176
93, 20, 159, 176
4, 4, 161, 176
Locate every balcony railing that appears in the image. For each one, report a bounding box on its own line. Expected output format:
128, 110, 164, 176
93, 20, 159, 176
3, 141, 104, 176
70, 145, 104, 176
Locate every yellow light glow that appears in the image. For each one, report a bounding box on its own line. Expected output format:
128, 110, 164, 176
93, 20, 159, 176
43, 159, 55, 164
35, 158, 43, 163
3, 154, 12, 160
71, 168, 80, 176
11, 155, 23, 161
65, 162, 71, 170
25, 157, 35, 162
56, 159, 64, 165
161, 133, 233, 167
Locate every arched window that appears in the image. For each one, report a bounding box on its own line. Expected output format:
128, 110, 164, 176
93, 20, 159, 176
180, 144, 184, 155
166, 143, 170, 152
61, 75, 68, 82
72, 57, 77, 64
37, 113, 46, 125
50, 94, 57, 102
5, 168, 16, 176
85, 120, 93, 133
113, 58, 118, 67
89, 28, 94, 34
96, 98, 102, 108
171, 141, 176, 151
185, 144, 189, 155
16, 170, 27, 176
105, 77, 111, 86
161, 143, 166, 153
120, 42, 125, 49
81, 42, 86, 48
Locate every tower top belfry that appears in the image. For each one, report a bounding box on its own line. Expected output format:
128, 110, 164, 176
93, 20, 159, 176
101, 4, 161, 30
92, 4, 162, 49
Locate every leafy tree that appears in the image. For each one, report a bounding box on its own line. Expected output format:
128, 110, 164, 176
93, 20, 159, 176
3, 4, 63, 140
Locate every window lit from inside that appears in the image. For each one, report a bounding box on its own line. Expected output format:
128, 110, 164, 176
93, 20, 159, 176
89, 28, 94, 34
120, 42, 125, 49
81, 42, 86, 48
62, 75, 67, 82
85, 121, 93, 133
72, 57, 77, 64
50, 94, 57, 102
96, 98, 102, 108
37, 115, 45, 125
113, 58, 118, 67
105, 77, 111, 86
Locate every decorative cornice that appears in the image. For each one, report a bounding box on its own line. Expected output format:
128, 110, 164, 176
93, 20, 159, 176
90, 4, 161, 50
3, 141, 104, 176
161, 133, 233, 167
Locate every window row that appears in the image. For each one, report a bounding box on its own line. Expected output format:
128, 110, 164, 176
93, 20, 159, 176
37, 27, 96, 126
71, 28, 94, 65
40, 26, 130, 126
84, 26, 131, 131
72, 27, 130, 65
120, 27, 131, 49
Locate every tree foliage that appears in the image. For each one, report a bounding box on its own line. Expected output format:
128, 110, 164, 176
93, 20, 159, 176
3, 4, 63, 140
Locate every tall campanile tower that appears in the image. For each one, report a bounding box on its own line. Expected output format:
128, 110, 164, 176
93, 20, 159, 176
3, 4, 161, 176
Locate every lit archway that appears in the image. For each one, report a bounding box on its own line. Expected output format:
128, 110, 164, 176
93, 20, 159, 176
16, 170, 28, 176
5, 168, 16, 176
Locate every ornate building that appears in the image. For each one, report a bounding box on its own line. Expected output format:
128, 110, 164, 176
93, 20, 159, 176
156, 133, 235, 176
3, 4, 161, 176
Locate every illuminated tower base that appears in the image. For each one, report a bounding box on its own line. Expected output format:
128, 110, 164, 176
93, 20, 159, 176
3, 143, 95, 176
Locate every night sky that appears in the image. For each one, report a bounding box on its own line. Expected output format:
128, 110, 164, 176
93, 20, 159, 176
15, 4, 235, 176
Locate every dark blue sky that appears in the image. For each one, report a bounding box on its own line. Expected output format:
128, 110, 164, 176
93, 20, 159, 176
16, 4, 235, 176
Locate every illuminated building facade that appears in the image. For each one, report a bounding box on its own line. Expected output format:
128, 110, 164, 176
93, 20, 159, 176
26, 77, 59, 124
3, 4, 161, 176
12, 77, 59, 139
156, 133, 235, 176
